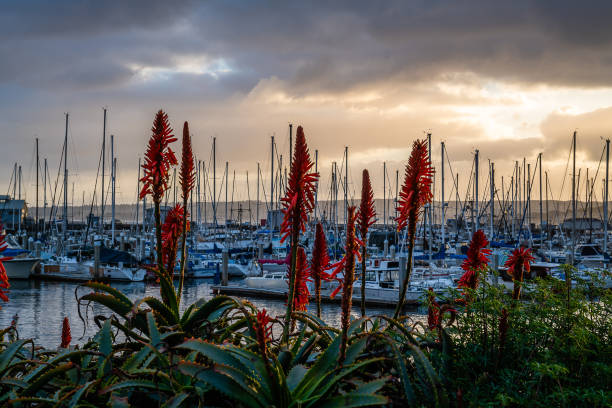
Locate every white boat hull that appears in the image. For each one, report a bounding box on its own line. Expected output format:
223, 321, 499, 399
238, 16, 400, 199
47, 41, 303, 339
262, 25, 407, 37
3, 258, 40, 279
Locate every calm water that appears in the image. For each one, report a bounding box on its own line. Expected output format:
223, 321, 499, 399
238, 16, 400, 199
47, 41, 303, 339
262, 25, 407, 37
1, 279, 425, 349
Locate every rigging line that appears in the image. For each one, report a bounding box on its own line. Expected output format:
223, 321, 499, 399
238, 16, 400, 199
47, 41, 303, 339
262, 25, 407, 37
230, 169, 236, 220
494, 177, 511, 234
460, 158, 475, 218
246, 170, 252, 225
443, 146, 463, 210
477, 162, 491, 220
66, 117, 81, 187
516, 155, 540, 237
586, 145, 605, 205
203, 139, 218, 215
0, 165, 16, 223
84, 139, 104, 244
553, 137, 573, 226
49, 136, 66, 224
257, 164, 270, 215
215, 165, 226, 218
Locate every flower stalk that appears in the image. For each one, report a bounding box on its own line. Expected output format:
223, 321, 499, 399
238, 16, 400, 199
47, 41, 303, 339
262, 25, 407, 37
310, 223, 331, 318
280, 126, 318, 343
504, 247, 535, 301
394, 139, 433, 318
338, 206, 359, 365
140, 110, 177, 281
178, 121, 195, 303
60, 317, 71, 348
357, 169, 375, 317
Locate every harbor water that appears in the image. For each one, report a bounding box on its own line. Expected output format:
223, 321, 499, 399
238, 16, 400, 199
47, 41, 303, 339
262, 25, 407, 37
0, 279, 426, 349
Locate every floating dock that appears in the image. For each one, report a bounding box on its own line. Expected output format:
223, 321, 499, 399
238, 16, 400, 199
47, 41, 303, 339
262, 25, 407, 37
211, 284, 423, 308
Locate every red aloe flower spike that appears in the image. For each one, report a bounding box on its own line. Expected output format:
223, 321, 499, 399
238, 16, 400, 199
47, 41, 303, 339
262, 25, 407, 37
395, 139, 434, 233
281, 126, 318, 342
457, 388, 463, 408
504, 246, 535, 300
338, 206, 359, 365
253, 309, 272, 356
140, 110, 177, 203
357, 169, 376, 317
288, 246, 311, 312
179, 121, 195, 202
329, 229, 364, 298
357, 169, 376, 239
457, 229, 491, 291
253, 308, 274, 379
427, 287, 456, 340
310, 223, 332, 318
461, 229, 491, 274
60, 317, 71, 348
394, 139, 433, 318
161, 205, 189, 276
140, 110, 177, 290
0, 223, 12, 306
427, 288, 440, 330
177, 121, 195, 302
280, 126, 319, 243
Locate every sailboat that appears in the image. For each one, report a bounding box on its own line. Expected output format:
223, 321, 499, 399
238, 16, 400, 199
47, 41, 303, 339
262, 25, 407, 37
38, 111, 147, 283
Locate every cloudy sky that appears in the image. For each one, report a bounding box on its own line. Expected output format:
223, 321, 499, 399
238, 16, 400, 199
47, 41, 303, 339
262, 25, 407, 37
2, 0, 612, 210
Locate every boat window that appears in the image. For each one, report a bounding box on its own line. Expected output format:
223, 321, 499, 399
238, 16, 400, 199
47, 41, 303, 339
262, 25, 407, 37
581, 246, 598, 256
387, 261, 399, 268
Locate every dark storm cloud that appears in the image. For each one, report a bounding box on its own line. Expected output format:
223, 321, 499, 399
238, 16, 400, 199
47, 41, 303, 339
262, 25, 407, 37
2, 0, 612, 91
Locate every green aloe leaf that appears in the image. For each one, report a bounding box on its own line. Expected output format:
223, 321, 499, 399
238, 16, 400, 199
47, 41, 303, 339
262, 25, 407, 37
315, 393, 388, 408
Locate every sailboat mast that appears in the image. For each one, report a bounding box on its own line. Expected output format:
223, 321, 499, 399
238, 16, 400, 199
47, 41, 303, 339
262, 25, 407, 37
441, 142, 445, 247
527, 163, 531, 239
314, 150, 318, 220
571, 131, 577, 265
35, 138, 39, 236
43, 158, 47, 234
383, 161, 386, 230
225, 161, 228, 225
344, 146, 348, 226
111, 134, 116, 243
136, 157, 140, 233
289, 124, 293, 168
213, 137, 217, 229
197, 159, 201, 228
427, 132, 432, 260
63, 113, 69, 241
605, 139, 610, 254
539, 153, 543, 248
256, 162, 260, 225
101, 108, 106, 233
490, 162, 494, 238
474, 149, 479, 232
455, 174, 459, 239
545, 171, 549, 244
18, 165, 22, 234
203, 161, 207, 230
270, 136, 274, 231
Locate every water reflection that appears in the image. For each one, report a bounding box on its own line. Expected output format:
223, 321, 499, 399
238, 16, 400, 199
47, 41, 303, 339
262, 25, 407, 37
1, 280, 425, 349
